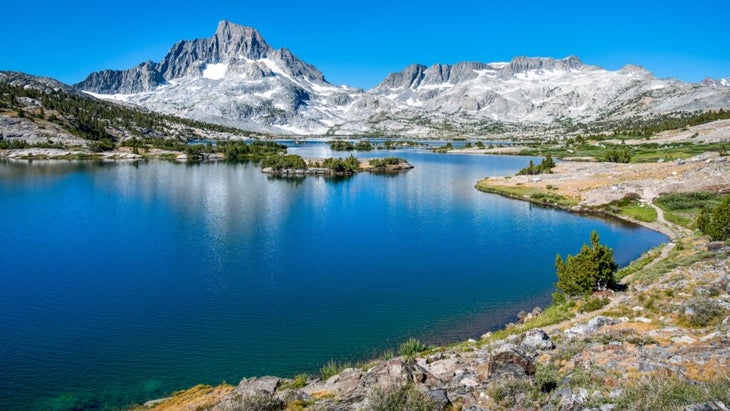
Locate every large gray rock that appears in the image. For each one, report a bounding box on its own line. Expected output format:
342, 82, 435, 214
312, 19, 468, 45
313, 359, 443, 406
429, 389, 451, 409
234, 376, 280, 396
565, 316, 619, 339
521, 328, 555, 351
684, 401, 729, 411
558, 387, 588, 411
213, 376, 283, 411
423, 357, 459, 379
487, 344, 536, 378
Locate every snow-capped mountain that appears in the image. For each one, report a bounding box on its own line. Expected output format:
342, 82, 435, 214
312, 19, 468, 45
77, 21, 730, 136
701, 77, 730, 88
369, 58, 730, 125
78, 21, 362, 134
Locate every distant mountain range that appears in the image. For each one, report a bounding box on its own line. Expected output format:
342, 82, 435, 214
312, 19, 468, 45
75, 20, 730, 136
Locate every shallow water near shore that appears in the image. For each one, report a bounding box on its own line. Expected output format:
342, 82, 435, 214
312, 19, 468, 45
0, 145, 667, 410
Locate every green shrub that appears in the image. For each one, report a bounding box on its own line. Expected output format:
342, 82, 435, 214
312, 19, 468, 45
368, 384, 438, 411
329, 140, 354, 151
88, 138, 115, 152
555, 231, 617, 296
697, 194, 730, 240
655, 192, 719, 210
680, 299, 726, 328
369, 157, 403, 169
432, 142, 453, 153
533, 363, 560, 393
218, 140, 285, 160
399, 338, 427, 359
322, 155, 360, 173
354, 140, 373, 151
261, 154, 307, 171
616, 373, 730, 411
580, 296, 610, 312
603, 147, 632, 163
517, 154, 556, 175
487, 377, 535, 408
381, 349, 395, 360
330, 140, 373, 151
280, 373, 308, 390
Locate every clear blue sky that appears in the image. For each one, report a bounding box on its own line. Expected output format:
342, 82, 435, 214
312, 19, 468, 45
2, 0, 728, 89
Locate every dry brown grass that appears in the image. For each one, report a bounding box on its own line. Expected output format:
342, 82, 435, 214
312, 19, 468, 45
144, 383, 233, 411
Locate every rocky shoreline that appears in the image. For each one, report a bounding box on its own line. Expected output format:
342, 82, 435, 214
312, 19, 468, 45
132, 150, 730, 411
134, 246, 730, 411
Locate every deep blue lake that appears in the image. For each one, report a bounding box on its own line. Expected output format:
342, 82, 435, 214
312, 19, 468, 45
0, 145, 667, 410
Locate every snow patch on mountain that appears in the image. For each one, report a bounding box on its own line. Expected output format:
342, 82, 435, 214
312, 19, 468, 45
202, 63, 228, 80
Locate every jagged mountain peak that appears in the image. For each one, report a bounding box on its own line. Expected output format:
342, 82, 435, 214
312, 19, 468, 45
155, 21, 273, 79
377, 64, 428, 90
216, 20, 255, 37
375, 56, 587, 91
211, 20, 272, 61
76, 21, 327, 94
505, 55, 584, 74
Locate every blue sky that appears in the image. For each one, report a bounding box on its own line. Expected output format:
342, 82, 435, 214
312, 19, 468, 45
2, 0, 728, 89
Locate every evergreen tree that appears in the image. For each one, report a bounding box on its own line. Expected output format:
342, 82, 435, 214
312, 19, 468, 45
697, 194, 730, 241
555, 231, 617, 296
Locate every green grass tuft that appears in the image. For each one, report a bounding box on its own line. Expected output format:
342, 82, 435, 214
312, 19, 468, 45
399, 338, 427, 360
319, 360, 351, 381
616, 373, 730, 411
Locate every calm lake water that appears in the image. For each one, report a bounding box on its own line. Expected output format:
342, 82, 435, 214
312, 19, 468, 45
0, 145, 667, 410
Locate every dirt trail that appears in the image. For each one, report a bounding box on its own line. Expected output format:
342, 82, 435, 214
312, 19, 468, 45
540, 199, 681, 335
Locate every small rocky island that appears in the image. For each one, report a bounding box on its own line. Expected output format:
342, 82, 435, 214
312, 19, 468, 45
261, 154, 414, 176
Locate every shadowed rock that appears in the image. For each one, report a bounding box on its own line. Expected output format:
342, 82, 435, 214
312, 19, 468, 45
488, 344, 536, 378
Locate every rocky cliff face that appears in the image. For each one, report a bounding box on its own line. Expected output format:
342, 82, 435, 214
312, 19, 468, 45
78, 61, 166, 94
76, 21, 730, 135
76, 20, 325, 94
